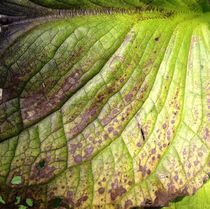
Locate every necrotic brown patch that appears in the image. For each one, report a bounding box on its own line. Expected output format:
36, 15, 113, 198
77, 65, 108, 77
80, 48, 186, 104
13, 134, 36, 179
30, 156, 56, 182
109, 179, 127, 201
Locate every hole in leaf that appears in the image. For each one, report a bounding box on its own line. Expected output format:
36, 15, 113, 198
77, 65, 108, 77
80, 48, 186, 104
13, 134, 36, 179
11, 176, 22, 185
171, 196, 185, 203
38, 160, 46, 169
52, 197, 63, 208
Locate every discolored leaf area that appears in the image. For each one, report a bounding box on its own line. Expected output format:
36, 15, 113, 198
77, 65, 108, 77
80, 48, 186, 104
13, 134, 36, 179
164, 180, 210, 209
0, 0, 210, 209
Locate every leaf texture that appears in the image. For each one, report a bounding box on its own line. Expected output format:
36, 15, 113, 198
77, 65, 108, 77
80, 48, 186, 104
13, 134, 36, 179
0, 1, 210, 209
164, 180, 210, 209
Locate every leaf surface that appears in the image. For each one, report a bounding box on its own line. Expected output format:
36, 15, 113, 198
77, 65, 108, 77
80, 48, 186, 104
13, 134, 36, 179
0, 1, 210, 209
164, 180, 210, 209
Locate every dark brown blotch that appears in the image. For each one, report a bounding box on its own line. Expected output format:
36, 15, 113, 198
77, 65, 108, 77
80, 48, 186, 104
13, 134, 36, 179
75, 195, 88, 207
98, 187, 105, 194
30, 156, 56, 182
109, 179, 127, 201
154, 37, 160, 42
124, 199, 133, 209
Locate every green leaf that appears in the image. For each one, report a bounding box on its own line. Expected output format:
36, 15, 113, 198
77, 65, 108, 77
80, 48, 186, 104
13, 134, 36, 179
15, 196, 21, 205
0, 1, 210, 209
26, 198, 33, 207
0, 196, 6, 204
19, 205, 28, 209
11, 176, 22, 185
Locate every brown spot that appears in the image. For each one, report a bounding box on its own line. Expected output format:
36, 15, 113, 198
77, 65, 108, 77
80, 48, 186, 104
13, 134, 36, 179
113, 131, 119, 136
204, 128, 209, 140
171, 120, 175, 124
174, 175, 179, 182
120, 78, 125, 83
84, 146, 94, 157
74, 155, 82, 164
124, 200, 133, 209
109, 179, 127, 201
203, 175, 208, 183
30, 156, 56, 183
103, 134, 109, 140
70, 143, 82, 154
147, 169, 151, 175
75, 195, 88, 207
97, 94, 105, 102
125, 93, 133, 103
139, 165, 148, 177
128, 181, 133, 186
98, 187, 105, 194
108, 127, 114, 133
151, 148, 156, 154
162, 123, 167, 129
155, 37, 160, 42
194, 160, 199, 166
144, 199, 152, 206
153, 188, 188, 207
137, 142, 142, 147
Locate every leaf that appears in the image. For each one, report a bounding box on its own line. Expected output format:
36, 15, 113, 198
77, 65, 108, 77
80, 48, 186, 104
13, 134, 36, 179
19, 205, 28, 209
164, 180, 210, 209
11, 176, 22, 185
26, 198, 33, 207
0, 196, 6, 204
0, 1, 210, 209
0, 0, 209, 11
15, 196, 21, 205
